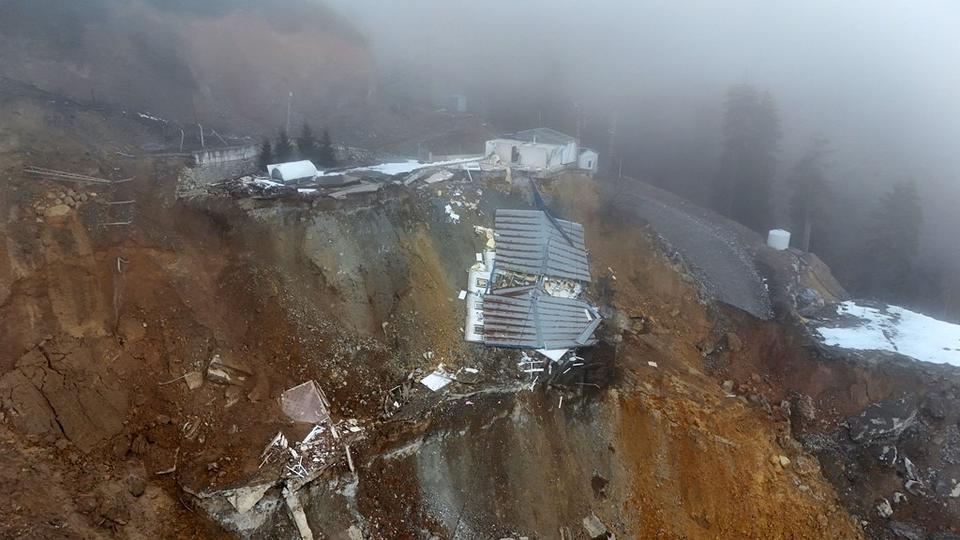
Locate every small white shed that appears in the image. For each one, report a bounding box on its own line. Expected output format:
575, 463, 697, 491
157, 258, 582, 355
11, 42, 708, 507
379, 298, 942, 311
578, 148, 599, 173
266, 160, 318, 183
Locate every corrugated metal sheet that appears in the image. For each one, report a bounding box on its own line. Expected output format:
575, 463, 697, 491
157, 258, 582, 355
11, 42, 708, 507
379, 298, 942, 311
494, 209, 591, 282
482, 286, 599, 349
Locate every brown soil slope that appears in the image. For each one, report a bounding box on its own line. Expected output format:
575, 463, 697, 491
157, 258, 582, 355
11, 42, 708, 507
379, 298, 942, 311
0, 93, 861, 538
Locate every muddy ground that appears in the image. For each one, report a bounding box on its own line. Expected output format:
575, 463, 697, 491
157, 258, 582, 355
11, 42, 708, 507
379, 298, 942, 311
1, 82, 954, 540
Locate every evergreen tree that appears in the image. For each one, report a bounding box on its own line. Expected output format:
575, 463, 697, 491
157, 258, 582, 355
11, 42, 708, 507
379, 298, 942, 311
275, 128, 294, 162
861, 180, 923, 301
713, 85, 781, 232
789, 137, 832, 252
257, 138, 273, 170
296, 122, 317, 162
317, 128, 337, 167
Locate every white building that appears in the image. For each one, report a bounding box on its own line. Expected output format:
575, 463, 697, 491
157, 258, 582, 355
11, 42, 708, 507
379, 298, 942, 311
266, 160, 318, 184
485, 128, 586, 173
578, 148, 599, 174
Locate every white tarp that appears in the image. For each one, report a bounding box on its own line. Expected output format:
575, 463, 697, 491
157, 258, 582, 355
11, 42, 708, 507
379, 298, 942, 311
266, 160, 318, 182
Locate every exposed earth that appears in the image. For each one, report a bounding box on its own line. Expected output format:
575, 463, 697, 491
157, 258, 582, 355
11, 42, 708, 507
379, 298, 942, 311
1, 47, 959, 540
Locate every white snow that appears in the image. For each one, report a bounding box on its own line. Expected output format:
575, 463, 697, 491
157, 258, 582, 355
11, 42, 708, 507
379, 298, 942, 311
252, 178, 283, 188
137, 112, 166, 122
816, 301, 960, 366
320, 156, 482, 178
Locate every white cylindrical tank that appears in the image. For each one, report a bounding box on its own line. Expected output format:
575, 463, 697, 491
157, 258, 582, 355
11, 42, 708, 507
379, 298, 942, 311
767, 229, 791, 250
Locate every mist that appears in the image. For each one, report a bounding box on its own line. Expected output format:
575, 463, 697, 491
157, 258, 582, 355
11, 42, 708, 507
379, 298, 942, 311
330, 0, 960, 314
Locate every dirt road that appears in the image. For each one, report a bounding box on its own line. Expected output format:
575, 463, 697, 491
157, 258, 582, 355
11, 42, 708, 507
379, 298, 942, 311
602, 176, 773, 319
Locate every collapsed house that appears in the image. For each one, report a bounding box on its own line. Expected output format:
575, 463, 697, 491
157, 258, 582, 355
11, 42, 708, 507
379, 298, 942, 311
465, 209, 600, 364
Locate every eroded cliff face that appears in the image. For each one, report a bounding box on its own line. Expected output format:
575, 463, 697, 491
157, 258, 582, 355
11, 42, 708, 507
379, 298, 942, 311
0, 140, 865, 539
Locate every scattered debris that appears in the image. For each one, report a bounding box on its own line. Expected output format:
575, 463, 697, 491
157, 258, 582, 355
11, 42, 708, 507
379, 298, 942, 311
206, 354, 250, 385
281, 381, 332, 424
582, 513, 614, 539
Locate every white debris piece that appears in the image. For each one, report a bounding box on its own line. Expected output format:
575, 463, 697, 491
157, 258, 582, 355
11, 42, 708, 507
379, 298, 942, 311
536, 349, 570, 362
444, 204, 460, 224
281, 381, 331, 424
458, 290, 468, 300
816, 301, 960, 366
226, 483, 274, 514
423, 170, 454, 184
420, 369, 454, 391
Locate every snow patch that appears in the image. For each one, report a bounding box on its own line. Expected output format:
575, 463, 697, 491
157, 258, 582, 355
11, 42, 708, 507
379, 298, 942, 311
817, 301, 960, 366
320, 157, 482, 177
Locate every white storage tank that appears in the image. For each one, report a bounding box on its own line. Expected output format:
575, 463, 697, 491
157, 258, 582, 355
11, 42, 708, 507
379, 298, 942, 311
767, 229, 791, 251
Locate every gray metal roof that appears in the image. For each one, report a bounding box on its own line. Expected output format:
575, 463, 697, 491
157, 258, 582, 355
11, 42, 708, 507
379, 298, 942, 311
482, 286, 600, 349
495, 209, 591, 282
509, 128, 576, 146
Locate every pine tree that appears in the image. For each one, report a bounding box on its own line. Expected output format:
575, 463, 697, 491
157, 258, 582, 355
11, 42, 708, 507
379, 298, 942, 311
275, 128, 294, 162
789, 137, 832, 252
296, 122, 317, 162
257, 138, 273, 170
861, 180, 923, 301
713, 85, 781, 232
317, 128, 337, 168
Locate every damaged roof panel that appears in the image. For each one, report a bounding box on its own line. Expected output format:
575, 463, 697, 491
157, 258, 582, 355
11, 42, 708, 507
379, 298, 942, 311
482, 287, 599, 349
494, 209, 591, 282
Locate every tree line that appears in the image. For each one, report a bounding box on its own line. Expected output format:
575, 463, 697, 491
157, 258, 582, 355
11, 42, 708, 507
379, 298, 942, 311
707, 84, 929, 311
257, 122, 337, 170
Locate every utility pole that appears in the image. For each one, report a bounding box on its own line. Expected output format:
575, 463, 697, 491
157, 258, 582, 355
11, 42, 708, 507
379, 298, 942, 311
198, 124, 204, 148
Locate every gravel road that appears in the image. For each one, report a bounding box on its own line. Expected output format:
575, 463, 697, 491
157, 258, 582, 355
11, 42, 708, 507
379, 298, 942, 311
603, 177, 773, 319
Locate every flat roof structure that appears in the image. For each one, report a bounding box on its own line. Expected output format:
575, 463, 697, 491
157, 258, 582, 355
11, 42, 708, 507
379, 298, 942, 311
494, 209, 590, 282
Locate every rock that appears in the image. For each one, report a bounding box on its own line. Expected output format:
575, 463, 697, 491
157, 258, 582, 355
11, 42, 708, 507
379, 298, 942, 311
63, 196, 76, 206
127, 473, 147, 497
904, 479, 925, 496
54, 438, 70, 450
876, 498, 893, 518
722, 380, 735, 394
778, 455, 791, 467
582, 513, 611, 539
792, 393, 816, 425
44, 204, 71, 218
796, 288, 825, 316
225, 483, 273, 514
131, 434, 148, 456
845, 398, 917, 443
888, 521, 926, 540
347, 525, 364, 540
184, 371, 203, 390
725, 332, 743, 352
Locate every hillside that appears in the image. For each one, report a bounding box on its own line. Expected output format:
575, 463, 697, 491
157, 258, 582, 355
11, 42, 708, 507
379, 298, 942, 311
0, 0, 373, 138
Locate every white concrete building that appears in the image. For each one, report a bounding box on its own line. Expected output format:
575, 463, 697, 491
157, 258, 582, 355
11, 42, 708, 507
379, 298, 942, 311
578, 148, 599, 174
266, 160, 318, 183
485, 128, 584, 173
